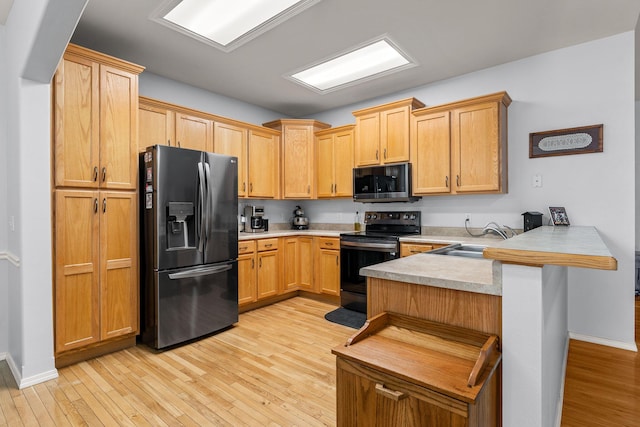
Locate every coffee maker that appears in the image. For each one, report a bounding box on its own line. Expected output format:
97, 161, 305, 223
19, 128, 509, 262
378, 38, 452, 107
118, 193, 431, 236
243, 205, 266, 233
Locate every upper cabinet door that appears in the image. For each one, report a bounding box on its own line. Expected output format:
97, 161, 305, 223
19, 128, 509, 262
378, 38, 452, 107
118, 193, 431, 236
282, 124, 315, 198
381, 106, 411, 164
99, 65, 139, 190
214, 121, 248, 197
175, 112, 213, 152
248, 129, 279, 198
54, 53, 100, 189
333, 128, 354, 197
354, 112, 380, 166
316, 133, 335, 198
139, 102, 175, 153
411, 110, 452, 194
451, 101, 502, 193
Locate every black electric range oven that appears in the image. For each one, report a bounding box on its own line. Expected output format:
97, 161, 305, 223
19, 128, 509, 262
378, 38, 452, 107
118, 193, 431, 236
340, 211, 421, 314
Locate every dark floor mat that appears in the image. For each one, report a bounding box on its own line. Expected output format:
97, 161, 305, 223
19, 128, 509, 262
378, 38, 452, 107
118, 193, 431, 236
324, 307, 366, 329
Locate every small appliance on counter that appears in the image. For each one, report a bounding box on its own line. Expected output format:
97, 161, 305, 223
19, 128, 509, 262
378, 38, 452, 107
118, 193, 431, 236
291, 205, 309, 230
522, 211, 543, 231
243, 205, 266, 232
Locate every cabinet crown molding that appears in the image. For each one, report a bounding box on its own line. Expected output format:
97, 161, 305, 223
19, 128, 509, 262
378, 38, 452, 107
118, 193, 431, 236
65, 43, 145, 75
412, 91, 511, 116
352, 97, 425, 117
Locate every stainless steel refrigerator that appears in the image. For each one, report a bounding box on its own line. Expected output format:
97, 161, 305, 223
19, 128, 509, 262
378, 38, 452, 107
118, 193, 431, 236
140, 145, 238, 349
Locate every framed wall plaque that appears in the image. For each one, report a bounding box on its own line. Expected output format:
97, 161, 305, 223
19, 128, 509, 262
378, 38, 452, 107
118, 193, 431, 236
530, 124, 603, 158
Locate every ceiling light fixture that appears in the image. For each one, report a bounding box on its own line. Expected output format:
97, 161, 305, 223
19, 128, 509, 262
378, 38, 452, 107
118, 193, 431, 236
151, 0, 320, 52
288, 38, 416, 93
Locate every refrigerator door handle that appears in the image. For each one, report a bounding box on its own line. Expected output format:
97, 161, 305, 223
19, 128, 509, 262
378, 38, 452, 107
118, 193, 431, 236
196, 160, 207, 252
168, 264, 233, 280
204, 161, 212, 242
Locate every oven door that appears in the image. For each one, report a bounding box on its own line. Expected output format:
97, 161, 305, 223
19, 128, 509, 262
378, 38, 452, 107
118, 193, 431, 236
340, 238, 398, 313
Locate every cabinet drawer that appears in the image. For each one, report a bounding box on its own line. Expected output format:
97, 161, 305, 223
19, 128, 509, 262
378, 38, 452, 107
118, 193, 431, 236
238, 240, 256, 254
257, 238, 279, 251
318, 237, 339, 250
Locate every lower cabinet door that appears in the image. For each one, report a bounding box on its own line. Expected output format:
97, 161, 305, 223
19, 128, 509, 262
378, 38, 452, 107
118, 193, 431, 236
257, 250, 279, 299
54, 190, 101, 353
238, 253, 257, 305
317, 249, 340, 296
336, 358, 469, 427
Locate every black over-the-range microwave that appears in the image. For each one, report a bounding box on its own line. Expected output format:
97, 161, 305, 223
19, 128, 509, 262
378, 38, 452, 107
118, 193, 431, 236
353, 162, 420, 203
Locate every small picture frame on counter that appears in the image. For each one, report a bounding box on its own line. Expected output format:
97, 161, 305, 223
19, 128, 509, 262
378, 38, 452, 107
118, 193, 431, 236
549, 207, 570, 226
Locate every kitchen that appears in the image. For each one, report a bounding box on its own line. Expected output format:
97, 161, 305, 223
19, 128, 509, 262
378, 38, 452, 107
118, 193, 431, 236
1, 0, 640, 426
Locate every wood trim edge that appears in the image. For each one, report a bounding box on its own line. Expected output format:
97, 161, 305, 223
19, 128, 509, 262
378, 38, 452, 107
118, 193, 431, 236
483, 247, 617, 270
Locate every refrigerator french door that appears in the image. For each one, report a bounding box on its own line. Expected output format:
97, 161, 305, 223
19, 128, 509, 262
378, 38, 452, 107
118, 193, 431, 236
140, 145, 239, 349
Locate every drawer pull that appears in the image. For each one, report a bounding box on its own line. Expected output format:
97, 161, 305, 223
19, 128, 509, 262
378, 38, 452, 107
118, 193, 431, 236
325, 242, 334, 246
375, 383, 407, 401
264, 243, 273, 248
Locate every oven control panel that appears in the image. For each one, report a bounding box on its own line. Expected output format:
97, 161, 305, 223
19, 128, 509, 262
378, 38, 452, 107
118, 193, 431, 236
363, 211, 420, 226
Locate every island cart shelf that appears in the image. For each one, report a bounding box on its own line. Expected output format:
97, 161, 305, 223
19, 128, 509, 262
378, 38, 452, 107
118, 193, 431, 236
332, 312, 501, 426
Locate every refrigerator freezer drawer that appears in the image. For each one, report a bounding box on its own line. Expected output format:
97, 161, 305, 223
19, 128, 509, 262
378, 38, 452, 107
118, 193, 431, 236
145, 261, 238, 349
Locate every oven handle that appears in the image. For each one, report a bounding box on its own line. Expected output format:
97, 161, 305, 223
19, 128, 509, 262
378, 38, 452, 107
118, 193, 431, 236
340, 240, 398, 251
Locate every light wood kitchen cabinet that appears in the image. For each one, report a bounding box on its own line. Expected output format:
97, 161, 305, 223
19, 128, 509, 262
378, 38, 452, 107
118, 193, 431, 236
257, 238, 280, 299
352, 98, 425, 167
54, 44, 143, 190
411, 92, 511, 195
138, 97, 214, 153
139, 101, 174, 152
248, 128, 280, 198
333, 313, 501, 427
238, 240, 257, 305
238, 238, 281, 303
282, 236, 314, 293
263, 119, 330, 199
214, 120, 248, 197
400, 241, 448, 257
54, 189, 138, 354
315, 125, 355, 198
175, 112, 213, 152
315, 237, 340, 296
53, 44, 142, 367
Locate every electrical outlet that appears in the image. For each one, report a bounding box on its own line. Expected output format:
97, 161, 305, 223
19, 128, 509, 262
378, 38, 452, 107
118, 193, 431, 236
532, 174, 543, 188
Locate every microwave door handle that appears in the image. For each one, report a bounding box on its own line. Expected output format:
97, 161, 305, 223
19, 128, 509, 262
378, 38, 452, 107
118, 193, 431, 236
168, 264, 233, 280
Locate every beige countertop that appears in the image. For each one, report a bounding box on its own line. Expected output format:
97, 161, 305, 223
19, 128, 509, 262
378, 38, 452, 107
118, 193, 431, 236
483, 225, 617, 270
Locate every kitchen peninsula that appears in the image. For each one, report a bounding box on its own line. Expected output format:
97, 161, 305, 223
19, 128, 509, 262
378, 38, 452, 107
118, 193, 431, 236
359, 225, 617, 427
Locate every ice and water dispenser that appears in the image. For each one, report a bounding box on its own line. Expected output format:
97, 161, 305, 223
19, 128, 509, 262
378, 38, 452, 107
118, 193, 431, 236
167, 202, 195, 249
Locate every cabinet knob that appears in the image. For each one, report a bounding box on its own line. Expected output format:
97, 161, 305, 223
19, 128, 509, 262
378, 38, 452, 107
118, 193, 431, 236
102, 167, 106, 182
375, 149, 379, 160
307, 185, 310, 194
445, 176, 449, 188
456, 175, 460, 186
93, 166, 98, 182
102, 198, 107, 213
168, 139, 171, 147
177, 141, 181, 148
251, 259, 254, 269
94, 198, 98, 213
383, 148, 387, 159
243, 182, 246, 192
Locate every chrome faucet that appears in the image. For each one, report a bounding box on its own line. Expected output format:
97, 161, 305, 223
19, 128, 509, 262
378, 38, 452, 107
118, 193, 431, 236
481, 222, 510, 240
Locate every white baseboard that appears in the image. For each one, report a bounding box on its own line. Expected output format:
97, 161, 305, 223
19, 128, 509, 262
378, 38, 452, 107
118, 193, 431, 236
6, 353, 58, 389
555, 335, 570, 427
569, 332, 638, 352
0, 250, 21, 267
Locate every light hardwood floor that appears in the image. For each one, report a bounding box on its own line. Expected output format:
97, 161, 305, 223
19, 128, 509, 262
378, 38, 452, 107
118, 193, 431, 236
1, 297, 639, 426
0, 298, 354, 426
560, 296, 640, 426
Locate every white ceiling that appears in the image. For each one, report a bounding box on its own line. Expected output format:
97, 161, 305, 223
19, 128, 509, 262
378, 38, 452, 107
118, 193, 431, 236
70, 0, 640, 117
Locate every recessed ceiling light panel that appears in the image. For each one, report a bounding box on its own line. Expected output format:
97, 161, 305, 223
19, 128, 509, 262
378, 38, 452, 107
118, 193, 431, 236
287, 37, 416, 93
151, 0, 321, 52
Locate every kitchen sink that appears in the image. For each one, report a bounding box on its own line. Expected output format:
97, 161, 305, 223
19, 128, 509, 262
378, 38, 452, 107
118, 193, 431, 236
428, 244, 487, 259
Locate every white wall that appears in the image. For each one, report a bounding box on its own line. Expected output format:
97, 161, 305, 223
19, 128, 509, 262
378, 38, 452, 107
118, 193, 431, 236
313, 33, 637, 347
139, 72, 286, 126
0, 22, 8, 357
3, 0, 83, 387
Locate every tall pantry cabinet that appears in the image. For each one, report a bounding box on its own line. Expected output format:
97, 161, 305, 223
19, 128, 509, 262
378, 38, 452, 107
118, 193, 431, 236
52, 44, 144, 367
